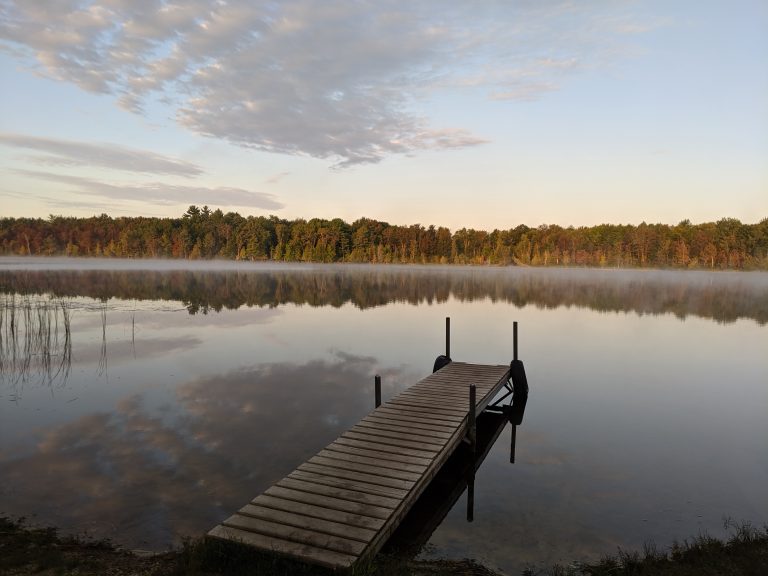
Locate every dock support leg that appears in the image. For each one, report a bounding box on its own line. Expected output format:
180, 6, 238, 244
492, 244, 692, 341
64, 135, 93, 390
510, 424, 517, 463
446, 316, 451, 358
468, 384, 476, 454
374, 375, 381, 408
513, 320, 518, 361
466, 469, 475, 522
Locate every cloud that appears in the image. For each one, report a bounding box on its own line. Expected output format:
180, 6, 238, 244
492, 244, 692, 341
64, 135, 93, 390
264, 171, 290, 185
0, 132, 203, 176
0, 1, 657, 166
14, 169, 284, 209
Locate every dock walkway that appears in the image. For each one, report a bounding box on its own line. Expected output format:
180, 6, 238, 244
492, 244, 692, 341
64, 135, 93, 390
208, 361, 511, 570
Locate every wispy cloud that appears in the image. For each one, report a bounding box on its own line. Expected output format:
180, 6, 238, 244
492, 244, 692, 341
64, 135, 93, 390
0, 1, 657, 167
264, 172, 290, 185
14, 170, 284, 210
0, 133, 203, 176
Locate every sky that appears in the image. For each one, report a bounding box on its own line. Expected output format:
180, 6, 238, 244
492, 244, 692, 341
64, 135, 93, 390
0, 0, 766, 230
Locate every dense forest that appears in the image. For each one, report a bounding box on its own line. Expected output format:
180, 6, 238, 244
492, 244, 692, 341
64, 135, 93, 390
1, 206, 767, 269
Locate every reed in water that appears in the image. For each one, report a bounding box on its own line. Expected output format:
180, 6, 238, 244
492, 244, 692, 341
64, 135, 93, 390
0, 294, 72, 390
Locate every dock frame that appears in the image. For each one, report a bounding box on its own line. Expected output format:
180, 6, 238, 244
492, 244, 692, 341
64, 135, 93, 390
208, 320, 524, 570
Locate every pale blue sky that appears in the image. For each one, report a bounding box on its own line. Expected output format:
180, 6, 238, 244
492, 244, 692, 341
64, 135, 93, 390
1, 0, 766, 229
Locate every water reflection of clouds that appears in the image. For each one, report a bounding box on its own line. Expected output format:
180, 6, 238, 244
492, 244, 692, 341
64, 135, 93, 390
0, 353, 402, 550
70, 305, 283, 330
73, 336, 202, 364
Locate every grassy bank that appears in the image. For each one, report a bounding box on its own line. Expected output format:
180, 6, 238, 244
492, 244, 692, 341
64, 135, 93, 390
2, 516, 767, 575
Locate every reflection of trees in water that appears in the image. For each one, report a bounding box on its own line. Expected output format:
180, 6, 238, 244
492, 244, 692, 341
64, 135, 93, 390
0, 294, 72, 391
2, 267, 767, 324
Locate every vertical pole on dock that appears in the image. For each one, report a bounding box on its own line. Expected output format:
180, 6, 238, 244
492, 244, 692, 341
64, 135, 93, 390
513, 320, 518, 361
468, 384, 476, 454
375, 375, 381, 408
466, 470, 475, 522
446, 316, 451, 358
510, 423, 517, 464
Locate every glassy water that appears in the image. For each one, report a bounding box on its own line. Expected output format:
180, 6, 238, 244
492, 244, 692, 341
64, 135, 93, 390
1, 258, 766, 574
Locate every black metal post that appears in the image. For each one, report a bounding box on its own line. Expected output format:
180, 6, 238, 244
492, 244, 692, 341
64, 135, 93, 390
513, 320, 518, 361
510, 423, 517, 463
375, 375, 381, 408
466, 469, 475, 522
468, 384, 476, 454
446, 316, 451, 358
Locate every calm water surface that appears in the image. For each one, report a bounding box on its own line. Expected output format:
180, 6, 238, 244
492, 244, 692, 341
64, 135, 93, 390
1, 258, 766, 574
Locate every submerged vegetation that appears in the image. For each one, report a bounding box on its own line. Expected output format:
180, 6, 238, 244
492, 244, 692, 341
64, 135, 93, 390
2, 516, 766, 576
1, 207, 767, 269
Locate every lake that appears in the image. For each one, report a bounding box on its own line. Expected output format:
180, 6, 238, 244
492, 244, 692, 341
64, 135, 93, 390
1, 257, 766, 574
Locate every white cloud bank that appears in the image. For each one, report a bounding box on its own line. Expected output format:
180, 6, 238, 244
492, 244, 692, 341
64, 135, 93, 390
0, 1, 651, 167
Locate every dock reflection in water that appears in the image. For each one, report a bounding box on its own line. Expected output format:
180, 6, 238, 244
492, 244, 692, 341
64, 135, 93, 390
387, 381, 529, 557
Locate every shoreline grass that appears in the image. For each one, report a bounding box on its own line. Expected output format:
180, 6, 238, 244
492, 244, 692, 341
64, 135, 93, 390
2, 516, 766, 575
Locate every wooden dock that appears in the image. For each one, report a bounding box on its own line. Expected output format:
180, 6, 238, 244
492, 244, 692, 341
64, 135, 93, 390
208, 360, 512, 570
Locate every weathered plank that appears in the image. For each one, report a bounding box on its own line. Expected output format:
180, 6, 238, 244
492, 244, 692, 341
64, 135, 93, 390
316, 448, 427, 475
223, 513, 366, 555
209, 361, 512, 570
252, 493, 385, 530
209, 525, 357, 569
324, 441, 433, 466
264, 485, 393, 519
288, 469, 409, 500
342, 430, 443, 452
357, 418, 453, 440
333, 436, 437, 460
298, 462, 415, 491
237, 504, 377, 543
278, 476, 402, 508
361, 413, 457, 433
348, 424, 446, 447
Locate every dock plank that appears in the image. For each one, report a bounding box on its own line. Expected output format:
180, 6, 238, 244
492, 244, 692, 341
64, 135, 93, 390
288, 470, 409, 500
278, 476, 402, 508
208, 525, 357, 569
238, 503, 377, 543
323, 442, 433, 466
209, 361, 512, 569
265, 485, 392, 519
222, 513, 366, 555
316, 448, 427, 474
252, 494, 385, 530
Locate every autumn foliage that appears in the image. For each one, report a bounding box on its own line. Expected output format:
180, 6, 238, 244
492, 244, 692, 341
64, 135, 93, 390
1, 207, 767, 269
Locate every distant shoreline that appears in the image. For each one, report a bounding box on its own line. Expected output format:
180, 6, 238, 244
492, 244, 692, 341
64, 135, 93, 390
2, 255, 768, 274
2, 210, 766, 270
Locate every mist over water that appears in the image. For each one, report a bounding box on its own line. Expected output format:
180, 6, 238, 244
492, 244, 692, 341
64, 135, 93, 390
0, 258, 766, 574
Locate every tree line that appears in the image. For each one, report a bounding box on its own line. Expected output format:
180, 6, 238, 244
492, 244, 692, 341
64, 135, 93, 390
1, 206, 767, 269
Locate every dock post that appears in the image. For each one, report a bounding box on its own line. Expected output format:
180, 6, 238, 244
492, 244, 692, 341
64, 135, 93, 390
510, 423, 517, 463
466, 469, 475, 522
468, 384, 476, 454
513, 320, 518, 361
446, 316, 451, 358
374, 375, 381, 408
